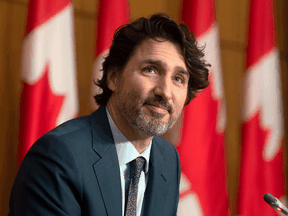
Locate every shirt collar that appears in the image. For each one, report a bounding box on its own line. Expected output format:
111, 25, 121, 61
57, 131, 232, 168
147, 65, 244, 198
106, 107, 151, 173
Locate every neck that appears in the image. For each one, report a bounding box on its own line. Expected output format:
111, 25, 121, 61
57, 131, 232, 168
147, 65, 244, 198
106, 102, 153, 154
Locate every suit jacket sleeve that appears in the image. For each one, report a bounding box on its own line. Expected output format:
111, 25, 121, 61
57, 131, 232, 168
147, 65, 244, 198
9, 134, 82, 216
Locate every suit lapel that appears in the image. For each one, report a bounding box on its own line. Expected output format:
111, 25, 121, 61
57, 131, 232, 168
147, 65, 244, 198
142, 138, 169, 216
90, 107, 122, 216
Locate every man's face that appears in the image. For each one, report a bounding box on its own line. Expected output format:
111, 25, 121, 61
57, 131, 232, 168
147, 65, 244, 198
108, 38, 189, 136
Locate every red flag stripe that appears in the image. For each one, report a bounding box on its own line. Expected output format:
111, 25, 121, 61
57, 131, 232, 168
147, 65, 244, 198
26, 0, 70, 35
91, 0, 130, 111
181, 0, 215, 38
94, 0, 130, 58
246, 0, 276, 69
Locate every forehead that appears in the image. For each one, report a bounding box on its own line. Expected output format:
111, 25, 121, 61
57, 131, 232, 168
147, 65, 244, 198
128, 38, 187, 71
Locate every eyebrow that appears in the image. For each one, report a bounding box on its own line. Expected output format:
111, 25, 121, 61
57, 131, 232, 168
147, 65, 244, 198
140, 59, 189, 77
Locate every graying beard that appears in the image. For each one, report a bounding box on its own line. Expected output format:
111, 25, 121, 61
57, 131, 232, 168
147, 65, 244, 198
119, 101, 177, 136
131, 112, 175, 136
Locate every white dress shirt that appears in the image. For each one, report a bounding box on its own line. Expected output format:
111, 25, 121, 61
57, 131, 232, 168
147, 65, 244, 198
106, 107, 152, 216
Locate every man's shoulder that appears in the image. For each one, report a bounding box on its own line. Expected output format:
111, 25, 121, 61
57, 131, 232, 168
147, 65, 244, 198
30, 107, 109, 152
46, 115, 91, 138
28, 115, 92, 156
44, 106, 107, 140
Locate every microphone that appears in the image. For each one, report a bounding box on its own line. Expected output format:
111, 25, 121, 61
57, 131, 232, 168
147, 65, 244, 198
263, 193, 288, 215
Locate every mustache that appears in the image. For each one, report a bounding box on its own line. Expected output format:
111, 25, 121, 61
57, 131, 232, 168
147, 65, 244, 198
143, 96, 173, 114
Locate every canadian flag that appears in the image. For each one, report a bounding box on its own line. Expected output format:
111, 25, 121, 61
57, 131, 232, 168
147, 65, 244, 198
90, 0, 130, 110
177, 0, 228, 215
18, 0, 78, 166
238, 0, 285, 215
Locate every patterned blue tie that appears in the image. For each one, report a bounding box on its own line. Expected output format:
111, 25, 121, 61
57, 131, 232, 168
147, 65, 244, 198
125, 157, 145, 216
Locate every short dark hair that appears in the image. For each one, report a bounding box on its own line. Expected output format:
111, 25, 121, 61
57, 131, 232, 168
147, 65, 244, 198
94, 13, 210, 106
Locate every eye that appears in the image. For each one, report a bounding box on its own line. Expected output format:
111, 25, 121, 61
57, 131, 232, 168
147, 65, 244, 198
142, 67, 156, 74
173, 76, 184, 83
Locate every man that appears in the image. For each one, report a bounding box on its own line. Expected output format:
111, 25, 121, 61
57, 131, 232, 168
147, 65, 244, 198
9, 13, 209, 216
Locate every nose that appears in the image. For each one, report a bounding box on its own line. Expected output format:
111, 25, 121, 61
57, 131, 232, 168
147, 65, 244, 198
153, 76, 172, 101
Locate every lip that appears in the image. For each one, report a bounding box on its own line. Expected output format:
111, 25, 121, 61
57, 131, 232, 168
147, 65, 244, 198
145, 104, 168, 114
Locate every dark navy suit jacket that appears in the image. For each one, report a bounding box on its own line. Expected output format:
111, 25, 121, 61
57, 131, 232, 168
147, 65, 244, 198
9, 106, 180, 216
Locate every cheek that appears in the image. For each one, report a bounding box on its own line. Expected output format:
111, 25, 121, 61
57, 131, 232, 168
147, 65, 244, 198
172, 91, 187, 114
131, 78, 154, 97
174, 88, 187, 104
120, 83, 146, 101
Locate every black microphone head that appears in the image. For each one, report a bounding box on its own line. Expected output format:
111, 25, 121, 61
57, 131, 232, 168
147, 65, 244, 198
264, 193, 288, 215
264, 193, 277, 205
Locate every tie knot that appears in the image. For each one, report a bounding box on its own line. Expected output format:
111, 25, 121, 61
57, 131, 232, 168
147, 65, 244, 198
130, 157, 145, 178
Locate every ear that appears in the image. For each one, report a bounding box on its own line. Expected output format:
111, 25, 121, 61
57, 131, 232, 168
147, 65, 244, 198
107, 69, 118, 92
